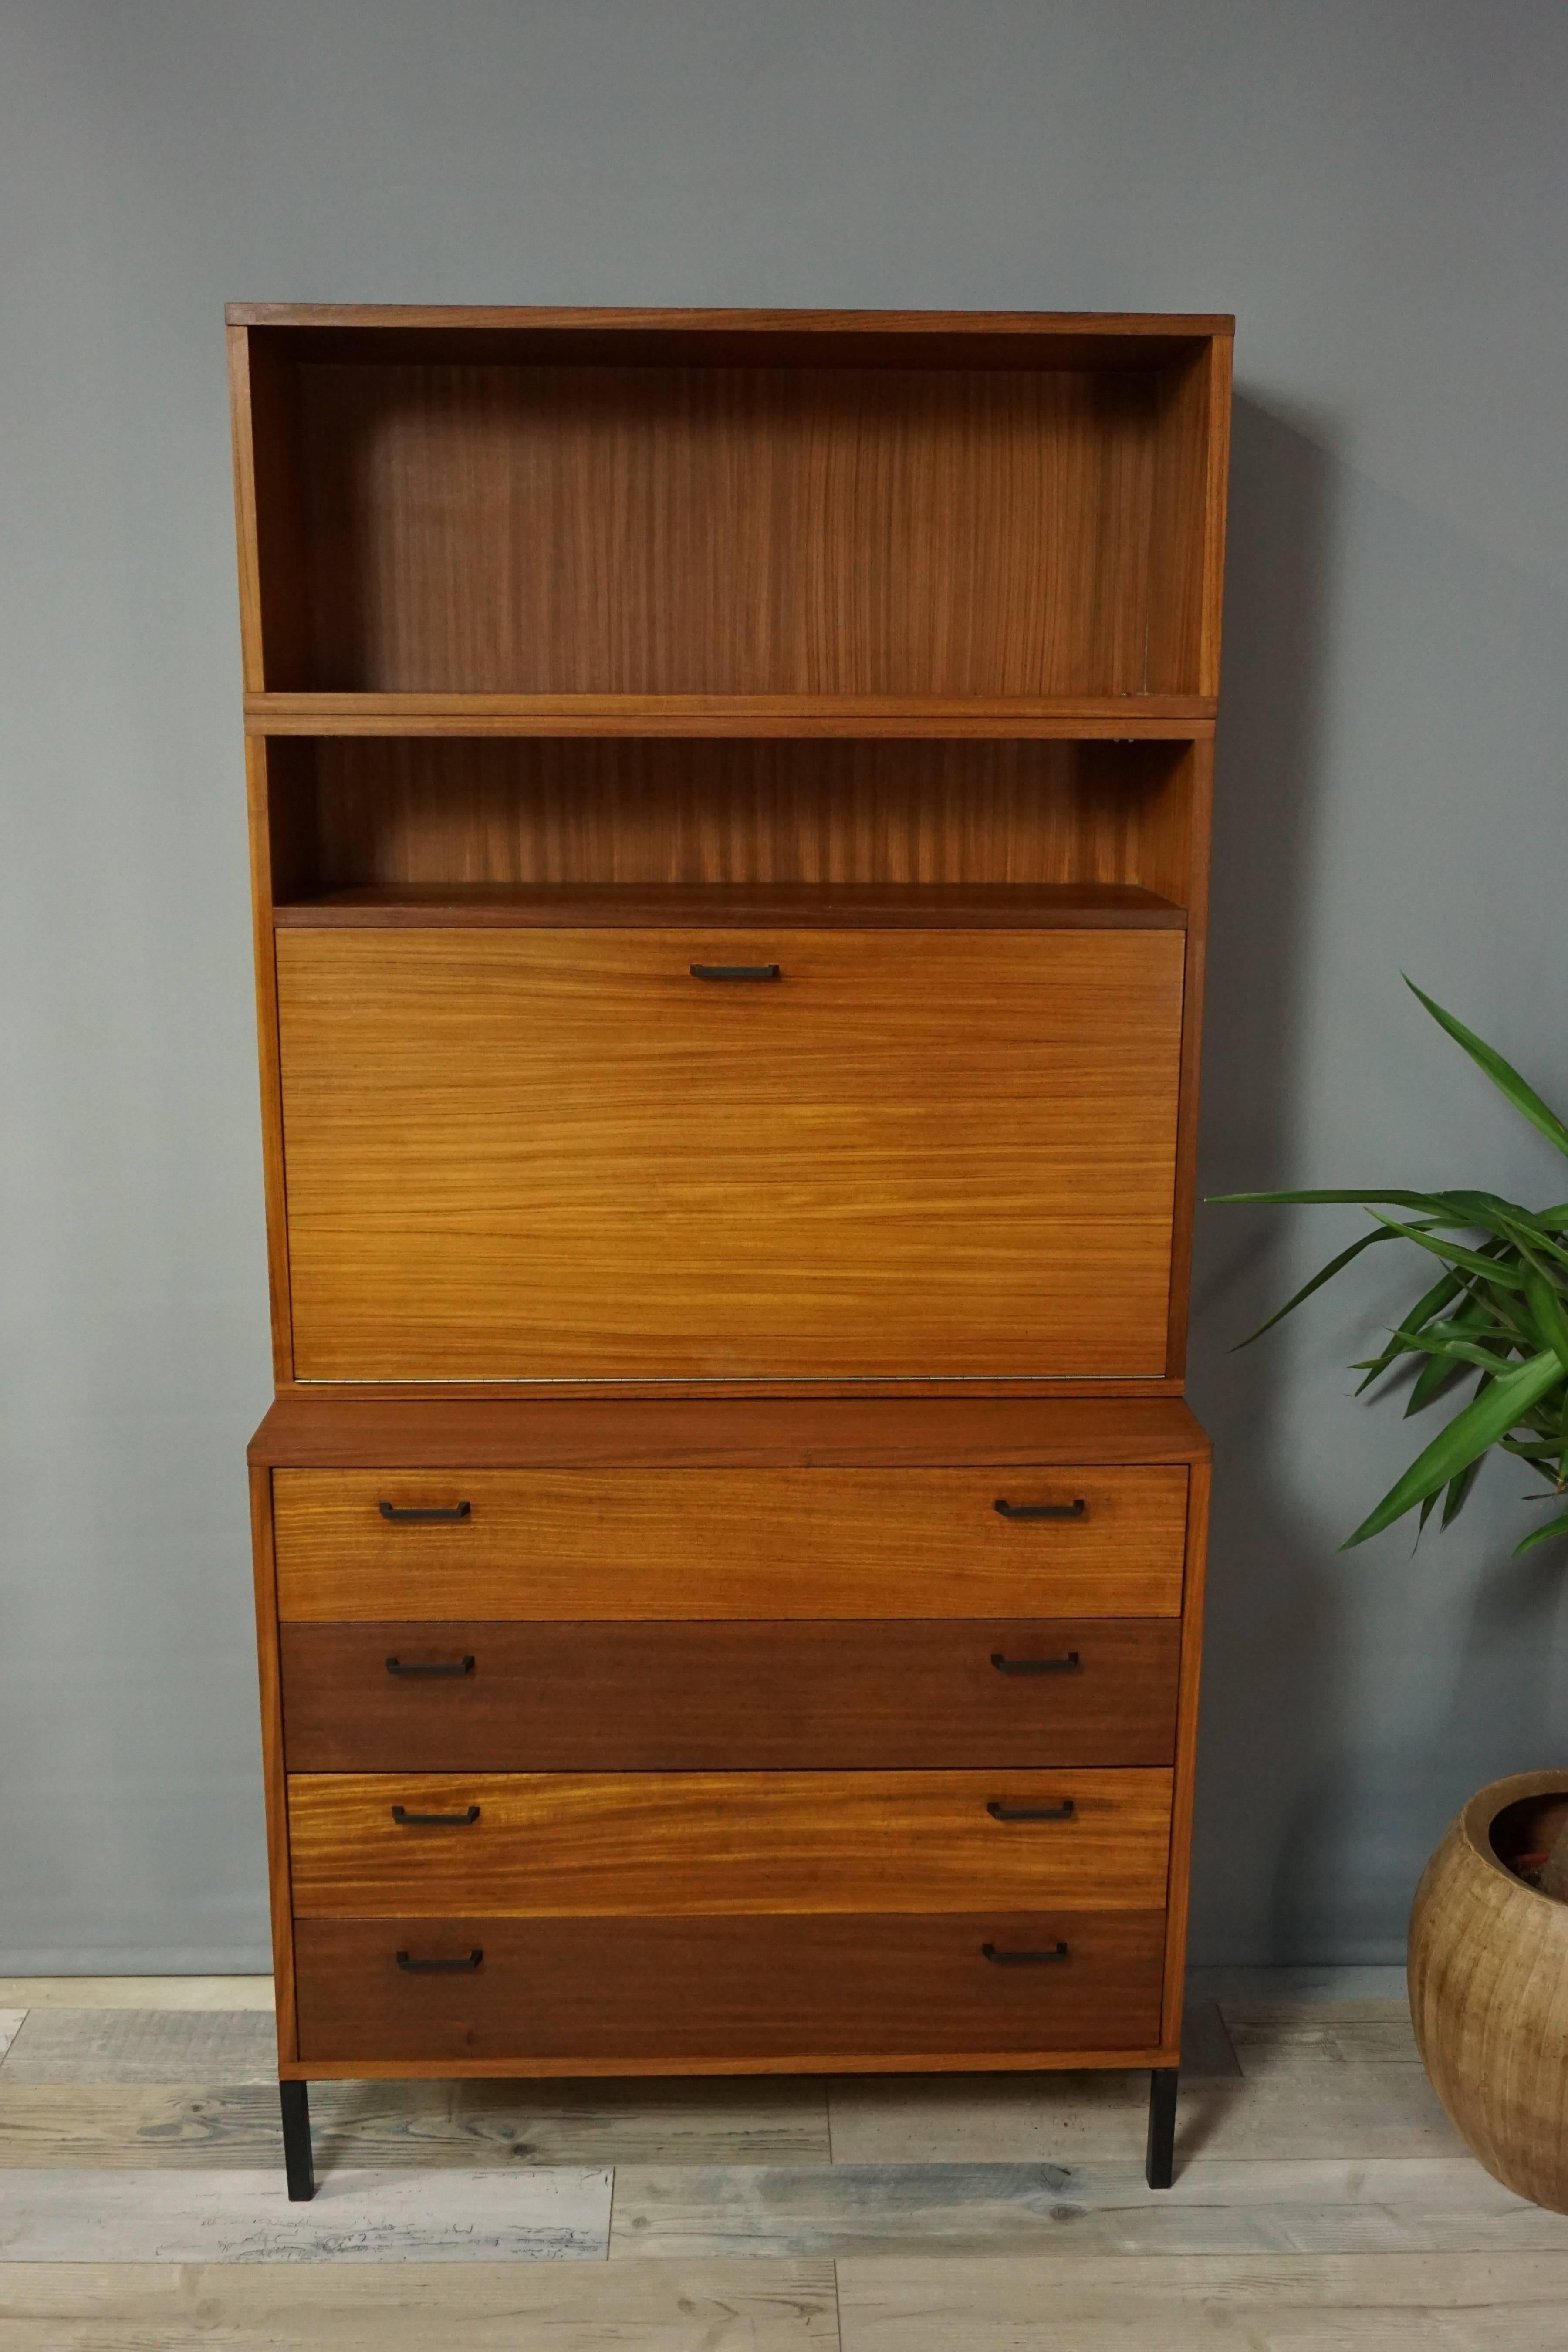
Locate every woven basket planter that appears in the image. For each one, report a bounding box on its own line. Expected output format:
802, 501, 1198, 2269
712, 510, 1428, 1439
1408, 1770, 1568, 2213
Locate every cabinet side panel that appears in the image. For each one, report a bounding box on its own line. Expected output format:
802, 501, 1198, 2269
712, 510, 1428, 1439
1198, 337, 1233, 699
1161, 1449, 1211, 2050
1144, 336, 1232, 697
1154, 738, 1213, 1378
245, 739, 295, 1384
239, 331, 312, 690
227, 328, 267, 694
1144, 350, 1207, 695
248, 1466, 297, 2065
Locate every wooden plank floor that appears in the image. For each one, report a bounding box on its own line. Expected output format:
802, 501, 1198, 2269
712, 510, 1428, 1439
1, 1970, 1566, 2348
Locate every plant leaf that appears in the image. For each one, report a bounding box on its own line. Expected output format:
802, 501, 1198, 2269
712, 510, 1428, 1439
1232, 1227, 1409, 1349
1493, 1211, 1568, 1273
1210, 1190, 1486, 1224
1406, 979, 1568, 1160
1352, 1331, 1519, 1392
1404, 1349, 1473, 1415
1209, 1187, 1556, 1244
1354, 1267, 1467, 1393
1384, 1328, 1517, 1376
1342, 1349, 1564, 1548
1440, 1459, 1481, 1528
1523, 1266, 1568, 1370
1514, 1507, 1568, 1557
1363, 1214, 1530, 1291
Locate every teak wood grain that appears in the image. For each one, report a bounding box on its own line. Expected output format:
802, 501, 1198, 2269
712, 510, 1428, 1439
274, 926, 1185, 1383
270, 1464, 1190, 1622
1160, 737, 1214, 1378
249, 1394, 1212, 1467
246, 1467, 297, 2065
292, 1909, 1166, 2063
243, 740, 295, 1384
245, 689, 1217, 738
228, 301, 1233, 341
1162, 1450, 1212, 2051
279, 733, 1196, 898
278, 1617, 1183, 1771
279, 361, 1206, 700
287, 1768, 1174, 1916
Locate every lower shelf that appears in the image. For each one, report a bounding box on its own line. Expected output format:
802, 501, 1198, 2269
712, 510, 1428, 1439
293, 1910, 1166, 2064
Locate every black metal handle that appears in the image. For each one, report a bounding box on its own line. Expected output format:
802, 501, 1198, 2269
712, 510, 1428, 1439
994, 1498, 1086, 1521
982, 1941, 1070, 1965
396, 1948, 483, 1972
990, 1651, 1081, 1676
379, 1501, 472, 1524
386, 1656, 476, 1678
390, 1804, 480, 1826
689, 963, 781, 981
987, 1798, 1076, 1823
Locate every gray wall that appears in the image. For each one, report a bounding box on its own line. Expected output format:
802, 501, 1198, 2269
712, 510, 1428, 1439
3, 0, 1566, 1969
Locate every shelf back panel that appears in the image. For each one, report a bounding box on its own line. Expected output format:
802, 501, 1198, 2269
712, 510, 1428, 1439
271, 735, 1194, 899
250, 356, 1213, 696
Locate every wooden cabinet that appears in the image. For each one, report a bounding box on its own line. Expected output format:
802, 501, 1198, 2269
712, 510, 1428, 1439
230, 307, 1230, 2195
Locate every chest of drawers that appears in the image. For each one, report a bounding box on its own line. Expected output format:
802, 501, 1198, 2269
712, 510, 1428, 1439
247, 1399, 1209, 2142
229, 304, 1232, 2200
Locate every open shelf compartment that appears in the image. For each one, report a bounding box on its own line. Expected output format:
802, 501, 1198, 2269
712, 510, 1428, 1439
233, 310, 1229, 706
260, 734, 1204, 928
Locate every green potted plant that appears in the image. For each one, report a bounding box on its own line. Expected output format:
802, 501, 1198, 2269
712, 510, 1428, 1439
1215, 980, 1568, 2211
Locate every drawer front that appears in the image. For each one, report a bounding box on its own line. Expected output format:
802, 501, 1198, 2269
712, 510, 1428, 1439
294, 1910, 1167, 2063
280, 1619, 1182, 1771
275, 927, 1184, 1382
287, 1768, 1173, 1917
272, 1465, 1189, 1621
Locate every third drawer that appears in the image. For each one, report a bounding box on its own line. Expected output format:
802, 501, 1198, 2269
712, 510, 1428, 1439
280, 1619, 1182, 1770
287, 1769, 1173, 1916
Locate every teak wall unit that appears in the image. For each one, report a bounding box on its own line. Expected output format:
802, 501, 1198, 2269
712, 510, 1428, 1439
229, 305, 1231, 2201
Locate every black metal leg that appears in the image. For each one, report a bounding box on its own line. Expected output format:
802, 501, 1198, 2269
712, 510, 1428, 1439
280, 2078, 315, 2201
1146, 2066, 1178, 2189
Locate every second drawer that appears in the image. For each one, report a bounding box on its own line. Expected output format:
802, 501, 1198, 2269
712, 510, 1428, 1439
280, 1619, 1182, 1770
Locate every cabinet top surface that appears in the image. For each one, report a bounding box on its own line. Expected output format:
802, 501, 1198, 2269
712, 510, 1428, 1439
225, 305, 1233, 373
227, 303, 1233, 337
249, 1395, 1212, 1468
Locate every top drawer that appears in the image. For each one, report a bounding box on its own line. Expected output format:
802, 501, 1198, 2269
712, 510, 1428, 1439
274, 927, 1184, 1384
271, 1464, 1188, 1621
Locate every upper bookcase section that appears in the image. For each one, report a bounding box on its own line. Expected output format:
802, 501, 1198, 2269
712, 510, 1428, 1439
228, 306, 1232, 735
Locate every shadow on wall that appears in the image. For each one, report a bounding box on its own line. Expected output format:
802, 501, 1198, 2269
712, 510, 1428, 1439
1185, 392, 1349, 1963
1183, 397, 1568, 1964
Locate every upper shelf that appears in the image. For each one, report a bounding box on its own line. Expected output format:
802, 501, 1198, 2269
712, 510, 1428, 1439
245, 693, 1217, 741
231, 317, 1231, 709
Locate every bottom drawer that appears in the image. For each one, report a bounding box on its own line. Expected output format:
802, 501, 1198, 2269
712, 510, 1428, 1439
293, 1911, 1166, 2063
